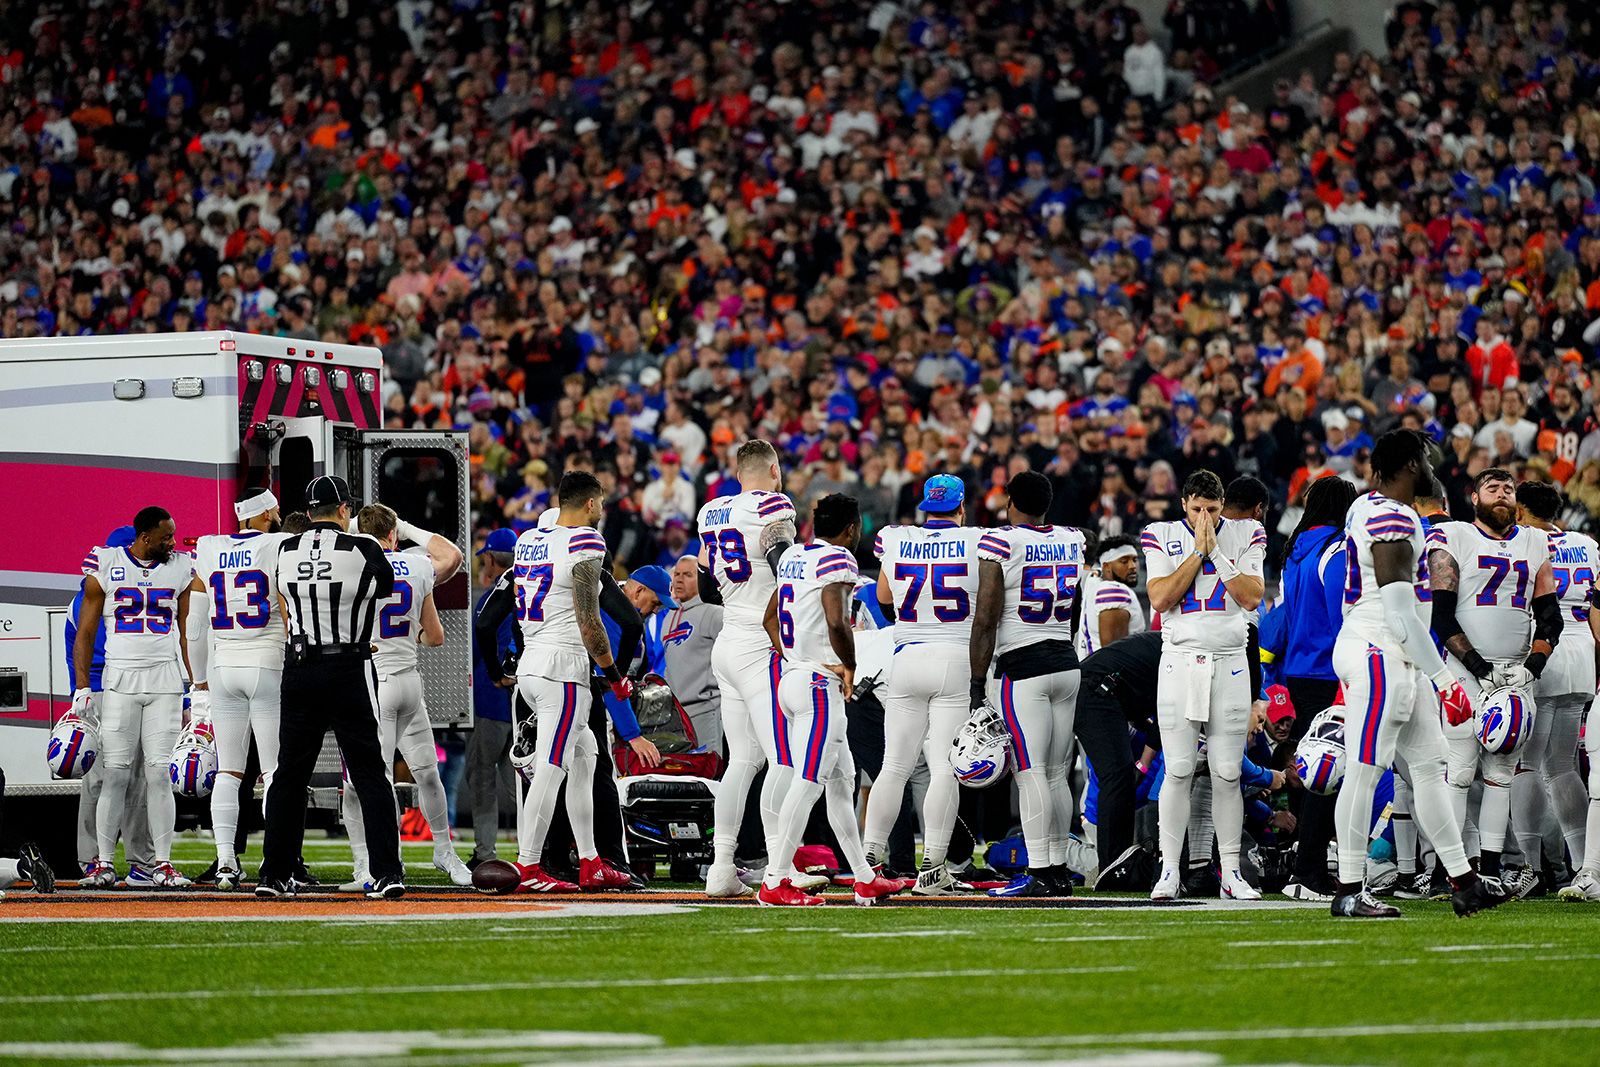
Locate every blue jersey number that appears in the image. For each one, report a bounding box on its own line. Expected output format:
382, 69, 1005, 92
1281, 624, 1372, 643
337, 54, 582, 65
1475, 555, 1530, 608
1553, 566, 1594, 622
894, 563, 971, 622
379, 580, 414, 638
1018, 564, 1078, 623
209, 570, 272, 630
701, 529, 753, 584
776, 584, 796, 648
514, 564, 555, 622
112, 588, 176, 634
1179, 559, 1228, 614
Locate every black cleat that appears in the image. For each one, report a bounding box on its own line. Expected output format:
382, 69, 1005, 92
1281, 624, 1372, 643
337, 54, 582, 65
1037, 867, 1075, 897
1182, 862, 1220, 898
1428, 867, 1454, 902
18, 842, 55, 894
1331, 888, 1401, 918
254, 878, 299, 899
1452, 874, 1509, 917
366, 876, 406, 900
292, 858, 319, 886
192, 860, 221, 886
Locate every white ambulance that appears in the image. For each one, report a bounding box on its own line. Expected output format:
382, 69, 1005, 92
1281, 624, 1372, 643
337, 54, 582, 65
0, 332, 472, 860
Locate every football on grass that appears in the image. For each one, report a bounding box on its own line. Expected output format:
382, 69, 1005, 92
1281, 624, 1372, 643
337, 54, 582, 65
472, 859, 520, 895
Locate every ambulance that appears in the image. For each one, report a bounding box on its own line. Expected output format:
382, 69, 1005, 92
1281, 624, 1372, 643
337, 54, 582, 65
0, 332, 472, 859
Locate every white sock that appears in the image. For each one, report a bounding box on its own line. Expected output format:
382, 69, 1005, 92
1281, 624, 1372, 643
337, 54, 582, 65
711, 755, 761, 867
1212, 771, 1244, 869
823, 770, 874, 883
1410, 757, 1469, 879
1158, 771, 1193, 873
763, 777, 823, 889
862, 756, 914, 865
412, 766, 453, 855
1014, 767, 1053, 869
95, 764, 133, 862
211, 773, 242, 867
143, 761, 175, 864
1046, 762, 1074, 867
343, 779, 370, 875
1478, 781, 1512, 855
760, 763, 795, 871
517, 762, 567, 866
568, 739, 597, 861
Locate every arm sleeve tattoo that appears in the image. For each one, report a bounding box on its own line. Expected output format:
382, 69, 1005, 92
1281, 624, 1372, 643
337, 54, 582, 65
570, 559, 613, 664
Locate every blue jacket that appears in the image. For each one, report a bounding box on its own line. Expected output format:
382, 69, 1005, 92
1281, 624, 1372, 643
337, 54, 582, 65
1274, 525, 1347, 682
472, 586, 515, 723
598, 612, 643, 741
64, 584, 107, 692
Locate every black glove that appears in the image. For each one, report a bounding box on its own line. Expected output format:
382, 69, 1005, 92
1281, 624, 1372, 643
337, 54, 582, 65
970, 678, 988, 710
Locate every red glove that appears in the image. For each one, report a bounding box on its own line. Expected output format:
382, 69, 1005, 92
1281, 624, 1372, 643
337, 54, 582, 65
1438, 680, 1474, 727
610, 676, 635, 702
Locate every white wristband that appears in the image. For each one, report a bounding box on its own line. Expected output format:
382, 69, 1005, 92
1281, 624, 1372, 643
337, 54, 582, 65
1429, 669, 1457, 693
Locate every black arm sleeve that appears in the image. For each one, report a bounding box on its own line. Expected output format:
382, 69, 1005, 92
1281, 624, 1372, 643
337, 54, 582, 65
765, 540, 793, 576
697, 565, 723, 606
878, 596, 896, 623
355, 537, 396, 600
599, 570, 644, 678
473, 572, 517, 682
1533, 592, 1563, 649
1430, 589, 1491, 678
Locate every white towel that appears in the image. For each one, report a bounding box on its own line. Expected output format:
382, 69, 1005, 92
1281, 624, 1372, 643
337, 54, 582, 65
1185, 653, 1213, 724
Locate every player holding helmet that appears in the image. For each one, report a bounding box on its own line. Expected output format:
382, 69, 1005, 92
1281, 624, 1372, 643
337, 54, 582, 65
970, 471, 1086, 898
1331, 429, 1506, 918
1428, 467, 1559, 896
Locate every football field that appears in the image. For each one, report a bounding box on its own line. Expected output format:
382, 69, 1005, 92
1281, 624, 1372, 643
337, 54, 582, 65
3, 839, 1599, 1067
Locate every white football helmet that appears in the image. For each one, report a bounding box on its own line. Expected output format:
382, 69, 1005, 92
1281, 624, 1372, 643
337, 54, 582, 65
951, 705, 1012, 788
169, 722, 219, 798
1294, 737, 1345, 795
47, 716, 99, 780
1305, 706, 1345, 746
1474, 685, 1535, 755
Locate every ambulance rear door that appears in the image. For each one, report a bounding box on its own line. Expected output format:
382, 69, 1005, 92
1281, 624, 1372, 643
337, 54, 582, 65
344, 430, 473, 728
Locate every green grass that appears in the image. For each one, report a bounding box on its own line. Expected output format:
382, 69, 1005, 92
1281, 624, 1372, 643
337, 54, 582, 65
3, 834, 1600, 1066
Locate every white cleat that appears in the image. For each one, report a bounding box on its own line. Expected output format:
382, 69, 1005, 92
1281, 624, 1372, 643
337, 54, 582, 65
789, 871, 831, 892
1150, 865, 1182, 901
433, 851, 473, 887
339, 870, 374, 893
912, 862, 954, 896
705, 862, 753, 898
1220, 869, 1262, 901
1501, 865, 1539, 900
215, 865, 244, 891
1558, 871, 1600, 902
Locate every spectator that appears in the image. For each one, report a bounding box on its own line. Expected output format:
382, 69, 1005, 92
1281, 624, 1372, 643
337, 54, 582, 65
641, 452, 695, 529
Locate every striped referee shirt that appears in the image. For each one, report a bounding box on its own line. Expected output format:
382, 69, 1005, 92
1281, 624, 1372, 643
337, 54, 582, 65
274, 522, 396, 649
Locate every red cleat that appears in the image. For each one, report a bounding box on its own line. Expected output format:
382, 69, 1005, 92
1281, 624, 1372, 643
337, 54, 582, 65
853, 874, 911, 906
579, 857, 634, 891
514, 862, 578, 893
756, 878, 825, 906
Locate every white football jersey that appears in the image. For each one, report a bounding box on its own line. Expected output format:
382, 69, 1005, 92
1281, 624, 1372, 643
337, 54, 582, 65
1431, 520, 1549, 663
1141, 518, 1265, 653
697, 490, 797, 632
977, 524, 1087, 657
774, 541, 860, 668
1338, 492, 1432, 658
192, 532, 286, 669
89, 546, 194, 672
372, 547, 437, 677
1075, 573, 1147, 659
513, 524, 608, 684
1542, 528, 1598, 695
874, 518, 983, 647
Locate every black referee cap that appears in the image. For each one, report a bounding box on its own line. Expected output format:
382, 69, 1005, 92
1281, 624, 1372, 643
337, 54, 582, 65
305, 475, 356, 509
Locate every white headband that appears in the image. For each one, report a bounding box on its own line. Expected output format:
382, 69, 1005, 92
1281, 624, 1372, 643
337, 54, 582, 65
1099, 544, 1138, 565
235, 490, 279, 522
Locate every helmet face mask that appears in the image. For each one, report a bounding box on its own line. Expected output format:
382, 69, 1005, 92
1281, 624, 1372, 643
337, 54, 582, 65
1293, 706, 1346, 795
47, 716, 99, 780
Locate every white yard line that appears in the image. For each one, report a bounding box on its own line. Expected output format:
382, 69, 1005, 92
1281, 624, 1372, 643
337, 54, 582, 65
0, 965, 1137, 1006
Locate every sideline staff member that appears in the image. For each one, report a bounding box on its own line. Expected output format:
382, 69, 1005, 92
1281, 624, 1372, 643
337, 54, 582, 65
257, 476, 404, 899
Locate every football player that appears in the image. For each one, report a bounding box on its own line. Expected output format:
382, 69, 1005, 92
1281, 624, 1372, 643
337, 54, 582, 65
1512, 482, 1595, 885
1331, 429, 1505, 917
695, 440, 810, 898
340, 504, 471, 890
758, 494, 905, 906
474, 472, 651, 892
1075, 535, 1145, 660
1428, 467, 1559, 895
75, 506, 196, 888
861, 474, 983, 894
1141, 470, 1264, 901
970, 471, 1087, 898
186, 488, 287, 890
0, 770, 55, 898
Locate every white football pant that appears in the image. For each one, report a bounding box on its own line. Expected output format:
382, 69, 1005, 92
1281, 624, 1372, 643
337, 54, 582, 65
515, 676, 597, 867
1155, 649, 1248, 876
208, 665, 281, 869
993, 668, 1080, 869
96, 672, 181, 865
1442, 657, 1523, 858
709, 635, 792, 869
344, 669, 453, 874
1510, 691, 1588, 870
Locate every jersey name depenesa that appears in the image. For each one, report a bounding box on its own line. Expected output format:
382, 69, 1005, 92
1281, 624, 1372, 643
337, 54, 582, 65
193, 532, 286, 668
513, 524, 607, 682
1339, 492, 1431, 659
1141, 518, 1264, 654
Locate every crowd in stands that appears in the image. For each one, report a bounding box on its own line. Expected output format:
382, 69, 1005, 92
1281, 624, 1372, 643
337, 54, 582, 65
9, 0, 1600, 569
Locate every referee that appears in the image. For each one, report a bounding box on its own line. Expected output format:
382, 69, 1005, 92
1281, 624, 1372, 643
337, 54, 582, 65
257, 475, 403, 899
